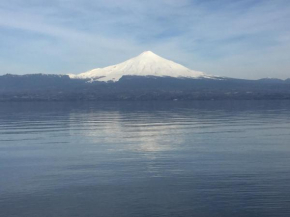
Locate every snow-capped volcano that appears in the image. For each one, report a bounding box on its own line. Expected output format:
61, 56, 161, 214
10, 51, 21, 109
69, 51, 210, 82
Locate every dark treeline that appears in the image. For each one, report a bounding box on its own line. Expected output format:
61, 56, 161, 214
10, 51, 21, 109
1, 74, 290, 101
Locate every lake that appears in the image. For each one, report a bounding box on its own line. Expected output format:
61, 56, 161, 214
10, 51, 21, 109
1, 101, 290, 217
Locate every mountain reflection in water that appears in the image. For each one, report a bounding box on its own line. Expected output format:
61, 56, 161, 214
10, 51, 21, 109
1, 101, 290, 217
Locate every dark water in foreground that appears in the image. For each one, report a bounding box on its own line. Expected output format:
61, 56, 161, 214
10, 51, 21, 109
1, 101, 290, 217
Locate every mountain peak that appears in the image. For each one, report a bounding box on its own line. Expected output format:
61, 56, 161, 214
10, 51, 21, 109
141, 50, 154, 54
69, 51, 210, 82
140, 50, 157, 55
137, 51, 162, 59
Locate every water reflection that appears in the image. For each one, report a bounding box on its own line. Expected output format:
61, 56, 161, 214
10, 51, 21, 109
1, 101, 290, 217
68, 111, 186, 153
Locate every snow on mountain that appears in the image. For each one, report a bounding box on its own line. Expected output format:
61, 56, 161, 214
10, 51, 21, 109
69, 51, 211, 82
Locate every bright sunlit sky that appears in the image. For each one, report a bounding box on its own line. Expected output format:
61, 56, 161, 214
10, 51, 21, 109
0, 0, 290, 79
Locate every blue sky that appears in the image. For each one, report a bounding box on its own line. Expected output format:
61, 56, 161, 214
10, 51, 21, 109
0, 0, 290, 79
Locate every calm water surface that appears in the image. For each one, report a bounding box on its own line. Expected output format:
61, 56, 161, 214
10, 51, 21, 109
0, 101, 290, 217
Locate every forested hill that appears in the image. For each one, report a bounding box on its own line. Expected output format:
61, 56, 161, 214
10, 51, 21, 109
0, 74, 290, 101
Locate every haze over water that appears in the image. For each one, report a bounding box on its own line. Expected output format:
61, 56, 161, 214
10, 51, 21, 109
1, 101, 290, 217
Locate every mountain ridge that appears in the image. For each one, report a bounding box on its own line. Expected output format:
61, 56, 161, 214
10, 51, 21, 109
1, 73, 290, 101
69, 51, 211, 82
0, 51, 290, 101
